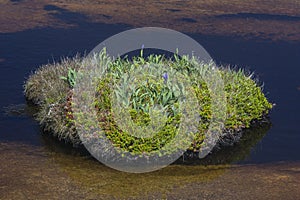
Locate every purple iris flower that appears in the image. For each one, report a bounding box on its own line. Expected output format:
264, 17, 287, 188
162, 72, 168, 83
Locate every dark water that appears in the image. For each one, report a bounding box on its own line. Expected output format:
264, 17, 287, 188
0, 7, 300, 166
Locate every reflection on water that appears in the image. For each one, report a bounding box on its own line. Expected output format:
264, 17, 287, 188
3, 99, 271, 167
178, 123, 272, 165
39, 118, 271, 197
3, 103, 38, 118
40, 117, 271, 166
1, 103, 272, 198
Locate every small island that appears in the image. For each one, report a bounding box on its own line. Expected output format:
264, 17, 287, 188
24, 50, 272, 157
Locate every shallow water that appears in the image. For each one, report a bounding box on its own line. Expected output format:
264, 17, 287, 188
1, 141, 300, 199
0, 0, 300, 199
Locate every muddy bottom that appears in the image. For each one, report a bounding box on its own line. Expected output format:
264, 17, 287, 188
1, 142, 299, 200
1, 0, 300, 41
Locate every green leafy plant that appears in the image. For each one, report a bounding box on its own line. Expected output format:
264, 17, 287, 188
60, 68, 77, 88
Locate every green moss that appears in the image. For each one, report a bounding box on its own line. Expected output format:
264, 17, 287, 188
24, 52, 273, 154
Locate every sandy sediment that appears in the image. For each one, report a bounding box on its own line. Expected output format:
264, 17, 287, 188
0, 0, 300, 41
1, 141, 299, 199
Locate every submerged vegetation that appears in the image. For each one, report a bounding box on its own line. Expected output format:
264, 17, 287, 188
24, 50, 272, 156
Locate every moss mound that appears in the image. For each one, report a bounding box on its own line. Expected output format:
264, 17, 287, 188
24, 52, 272, 155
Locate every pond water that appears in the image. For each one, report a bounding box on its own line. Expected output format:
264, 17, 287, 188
0, 1, 300, 199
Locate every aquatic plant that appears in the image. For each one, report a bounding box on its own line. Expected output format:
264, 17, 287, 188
24, 51, 273, 155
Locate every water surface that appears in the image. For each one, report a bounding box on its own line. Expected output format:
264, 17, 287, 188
0, 1, 300, 199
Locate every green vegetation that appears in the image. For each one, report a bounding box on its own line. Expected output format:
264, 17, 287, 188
24, 51, 272, 155
60, 67, 77, 88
